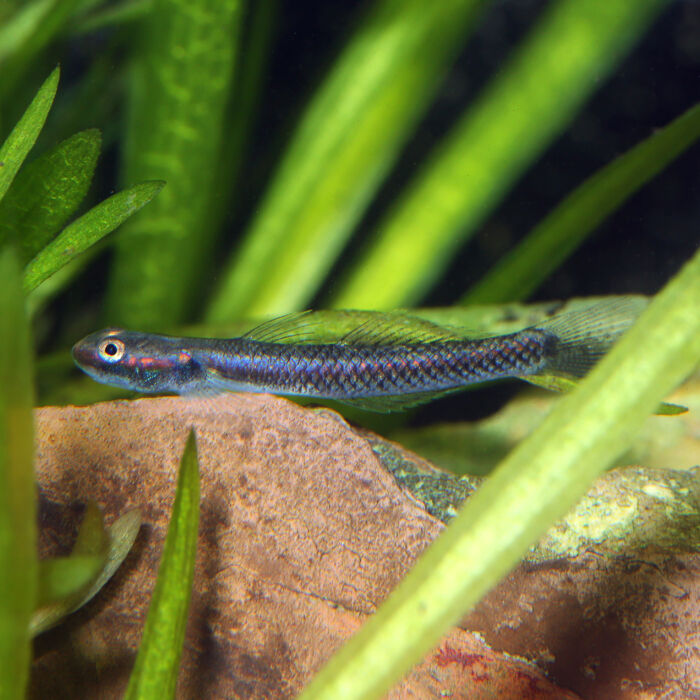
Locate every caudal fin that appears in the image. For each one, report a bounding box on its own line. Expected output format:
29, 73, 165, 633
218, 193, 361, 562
533, 296, 648, 378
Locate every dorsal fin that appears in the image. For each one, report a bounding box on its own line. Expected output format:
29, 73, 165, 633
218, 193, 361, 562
242, 311, 320, 343
243, 310, 462, 346
339, 313, 461, 345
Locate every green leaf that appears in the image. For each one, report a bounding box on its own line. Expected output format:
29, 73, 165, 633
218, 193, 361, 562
0, 128, 102, 260
464, 102, 700, 305
35, 555, 105, 611
0, 248, 36, 698
23, 180, 164, 291
106, 0, 242, 329
0, 0, 57, 65
70, 0, 153, 35
0, 67, 59, 204
206, 0, 486, 322
30, 502, 142, 636
299, 244, 700, 699
124, 430, 200, 700
329, 0, 669, 310
0, 1, 81, 100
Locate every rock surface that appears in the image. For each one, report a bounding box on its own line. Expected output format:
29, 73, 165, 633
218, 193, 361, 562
30, 394, 698, 698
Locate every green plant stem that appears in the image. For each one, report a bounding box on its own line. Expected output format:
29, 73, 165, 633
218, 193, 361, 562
0, 249, 37, 699
300, 246, 700, 699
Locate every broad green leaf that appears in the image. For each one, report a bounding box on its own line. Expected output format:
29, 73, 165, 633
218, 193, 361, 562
124, 430, 200, 700
465, 103, 700, 305
0, 67, 59, 204
30, 503, 142, 636
23, 180, 164, 291
0, 128, 101, 260
0, 249, 36, 698
206, 0, 486, 322
299, 244, 700, 699
330, 0, 669, 310
106, 0, 242, 329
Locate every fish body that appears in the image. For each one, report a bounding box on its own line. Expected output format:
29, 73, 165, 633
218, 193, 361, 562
72, 298, 645, 411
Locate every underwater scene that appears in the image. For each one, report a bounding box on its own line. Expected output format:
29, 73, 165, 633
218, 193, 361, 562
0, 0, 698, 697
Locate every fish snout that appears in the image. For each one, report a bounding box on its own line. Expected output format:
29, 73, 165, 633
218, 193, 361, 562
71, 339, 97, 370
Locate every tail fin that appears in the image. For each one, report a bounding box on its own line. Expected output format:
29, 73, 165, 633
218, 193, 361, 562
533, 296, 648, 378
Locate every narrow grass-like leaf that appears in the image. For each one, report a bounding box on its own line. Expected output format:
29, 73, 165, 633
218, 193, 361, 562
0, 128, 101, 260
30, 506, 141, 636
207, 0, 276, 232
124, 430, 199, 700
106, 0, 241, 329
300, 246, 700, 699
206, 0, 486, 322
71, 0, 152, 35
0, 1, 81, 100
330, 0, 669, 310
0, 0, 56, 64
0, 249, 36, 698
23, 180, 164, 291
464, 103, 700, 304
0, 67, 59, 204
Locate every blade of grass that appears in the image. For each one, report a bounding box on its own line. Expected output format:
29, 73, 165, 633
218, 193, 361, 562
464, 103, 700, 304
0, 248, 37, 698
105, 0, 241, 329
23, 180, 164, 291
330, 0, 669, 310
300, 246, 700, 699
208, 0, 277, 232
70, 0, 152, 34
124, 430, 200, 700
0, 1, 81, 101
0, 67, 59, 204
205, 0, 486, 322
0, 128, 102, 260
0, 0, 56, 65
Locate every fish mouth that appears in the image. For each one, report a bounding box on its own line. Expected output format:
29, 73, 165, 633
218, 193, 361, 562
71, 337, 100, 372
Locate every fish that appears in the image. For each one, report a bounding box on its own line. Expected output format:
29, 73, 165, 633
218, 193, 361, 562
72, 297, 647, 412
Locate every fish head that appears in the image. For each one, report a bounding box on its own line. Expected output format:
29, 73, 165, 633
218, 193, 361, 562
72, 328, 199, 394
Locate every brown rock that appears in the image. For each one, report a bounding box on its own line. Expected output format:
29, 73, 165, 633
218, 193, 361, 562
30, 395, 571, 699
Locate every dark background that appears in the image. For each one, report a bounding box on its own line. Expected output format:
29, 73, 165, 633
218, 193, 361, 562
242, 0, 699, 303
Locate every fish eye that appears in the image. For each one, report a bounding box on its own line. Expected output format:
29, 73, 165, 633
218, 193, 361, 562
98, 338, 125, 362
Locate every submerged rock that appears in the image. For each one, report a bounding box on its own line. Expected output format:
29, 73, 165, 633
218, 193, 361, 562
30, 394, 699, 698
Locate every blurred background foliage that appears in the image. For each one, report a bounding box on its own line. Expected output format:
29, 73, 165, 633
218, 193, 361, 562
0, 0, 697, 423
